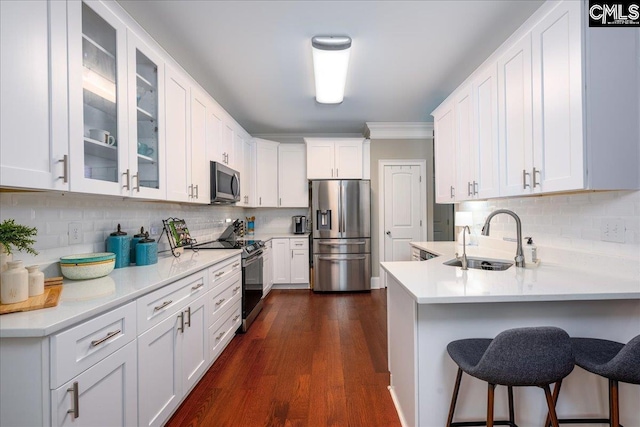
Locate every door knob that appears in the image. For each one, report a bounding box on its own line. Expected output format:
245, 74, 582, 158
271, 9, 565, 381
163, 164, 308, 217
386, 231, 391, 236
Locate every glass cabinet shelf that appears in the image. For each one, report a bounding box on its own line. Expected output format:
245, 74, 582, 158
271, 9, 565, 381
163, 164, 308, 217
84, 137, 117, 161
138, 153, 155, 164
136, 73, 154, 91
137, 106, 154, 121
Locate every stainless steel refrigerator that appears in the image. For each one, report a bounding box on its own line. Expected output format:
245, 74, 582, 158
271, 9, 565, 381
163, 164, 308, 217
312, 180, 371, 292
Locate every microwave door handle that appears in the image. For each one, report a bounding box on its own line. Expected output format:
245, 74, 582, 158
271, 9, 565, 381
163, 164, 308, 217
231, 173, 240, 198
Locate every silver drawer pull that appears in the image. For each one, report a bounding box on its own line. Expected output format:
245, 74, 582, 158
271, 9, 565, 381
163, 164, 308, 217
191, 282, 204, 291
67, 381, 79, 419
177, 312, 184, 333
233, 314, 241, 322
216, 331, 225, 341
58, 155, 68, 183
214, 271, 225, 278
233, 286, 240, 293
185, 307, 191, 328
153, 300, 173, 311
91, 329, 122, 347
232, 263, 240, 268
215, 298, 226, 306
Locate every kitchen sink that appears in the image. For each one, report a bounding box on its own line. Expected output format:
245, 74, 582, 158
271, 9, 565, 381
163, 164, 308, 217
443, 257, 513, 271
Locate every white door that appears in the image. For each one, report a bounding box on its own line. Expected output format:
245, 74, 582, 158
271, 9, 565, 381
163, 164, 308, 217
181, 294, 208, 393
432, 204, 454, 241
164, 65, 191, 202
51, 341, 137, 426
383, 165, 423, 263
498, 33, 533, 196
271, 239, 290, 283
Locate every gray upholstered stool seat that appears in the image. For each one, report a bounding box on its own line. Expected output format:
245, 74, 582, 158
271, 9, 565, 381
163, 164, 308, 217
548, 335, 640, 427
446, 327, 574, 427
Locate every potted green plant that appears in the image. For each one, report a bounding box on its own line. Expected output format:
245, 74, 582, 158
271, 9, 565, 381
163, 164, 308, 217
0, 219, 38, 271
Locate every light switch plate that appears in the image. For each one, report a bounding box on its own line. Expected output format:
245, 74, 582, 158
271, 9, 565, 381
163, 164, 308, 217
600, 218, 625, 243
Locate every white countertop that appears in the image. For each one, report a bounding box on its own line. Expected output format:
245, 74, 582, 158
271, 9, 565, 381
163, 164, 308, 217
0, 249, 241, 338
381, 242, 640, 304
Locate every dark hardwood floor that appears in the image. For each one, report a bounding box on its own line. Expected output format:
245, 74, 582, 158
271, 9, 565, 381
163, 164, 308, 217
166, 289, 401, 427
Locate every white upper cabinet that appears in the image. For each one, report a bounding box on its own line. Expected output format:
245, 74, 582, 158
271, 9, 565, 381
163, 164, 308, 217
305, 138, 364, 179
278, 144, 308, 208
531, 0, 583, 193
0, 0, 69, 191
243, 136, 256, 207
68, 0, 129, 196
432, 102, 456, 203
497, 33, 533, 197
454, 84, 474, 201
472, 63, 500, 199
433, 0, 639, 201
233, 132, 245, 206
255, 139, 279, 207
164, 65, 191, 202
127, 30, 166, 200
189, 86, 210, 204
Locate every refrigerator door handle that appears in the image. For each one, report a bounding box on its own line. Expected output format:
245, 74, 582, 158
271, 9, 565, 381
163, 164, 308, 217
338, 183, 342, 234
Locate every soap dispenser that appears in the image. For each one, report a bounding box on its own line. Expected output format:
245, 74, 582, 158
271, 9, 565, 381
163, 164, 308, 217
524, 237, 538, 264
107, 224, 130, 268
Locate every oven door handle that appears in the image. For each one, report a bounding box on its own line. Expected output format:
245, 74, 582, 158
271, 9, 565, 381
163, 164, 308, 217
243, 252, 263, 267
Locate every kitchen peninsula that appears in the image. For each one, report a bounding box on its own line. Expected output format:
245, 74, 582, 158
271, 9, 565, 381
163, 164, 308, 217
381, 242, 640, 427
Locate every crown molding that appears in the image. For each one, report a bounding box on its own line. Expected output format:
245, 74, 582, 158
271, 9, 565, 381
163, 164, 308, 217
365, 122, 434, 140
251, 132, 363, 144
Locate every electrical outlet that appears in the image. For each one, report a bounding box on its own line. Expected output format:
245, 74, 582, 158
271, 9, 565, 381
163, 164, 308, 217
68, 222, 82, 244
600, 218, 625, 243
150, 226, 160, 235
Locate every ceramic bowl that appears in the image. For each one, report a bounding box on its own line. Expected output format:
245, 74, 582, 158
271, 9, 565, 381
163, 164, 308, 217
60, 258, 115, 280
60, 252, 116, 265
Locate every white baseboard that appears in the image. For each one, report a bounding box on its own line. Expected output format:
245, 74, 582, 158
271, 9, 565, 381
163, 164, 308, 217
371, 276, 381, 289
387, 385, 408, 427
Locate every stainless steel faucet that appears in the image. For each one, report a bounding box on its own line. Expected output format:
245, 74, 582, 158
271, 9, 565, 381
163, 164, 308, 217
456, 225, 471, 270
481, 209, 525, 267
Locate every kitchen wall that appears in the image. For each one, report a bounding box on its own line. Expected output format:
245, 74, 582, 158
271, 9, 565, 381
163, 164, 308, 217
456, 190, 640, 256
370, 138, 434, 277
0, 192, 303, 266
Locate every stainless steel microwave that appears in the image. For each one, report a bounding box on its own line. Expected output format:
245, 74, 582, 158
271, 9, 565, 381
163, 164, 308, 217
210, 161, 240, 204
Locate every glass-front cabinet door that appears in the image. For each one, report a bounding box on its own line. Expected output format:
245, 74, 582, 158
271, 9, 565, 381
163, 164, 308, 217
127, 31, 165, 199
68, 1, 128, 195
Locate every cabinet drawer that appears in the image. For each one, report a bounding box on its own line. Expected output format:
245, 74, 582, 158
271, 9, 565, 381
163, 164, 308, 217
208, 271, 241, 326
50, 301, 136, 389
290, 238, 308, 249
208, 300, 241, 362
137, 270, 207, 333
209, 255, 242, 291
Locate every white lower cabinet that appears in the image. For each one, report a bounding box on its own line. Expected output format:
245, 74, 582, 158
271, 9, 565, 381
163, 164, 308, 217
272, 238, 309, 286
51, 341, 138, 427
262, 240, 273, 297
137, 292, 208, 427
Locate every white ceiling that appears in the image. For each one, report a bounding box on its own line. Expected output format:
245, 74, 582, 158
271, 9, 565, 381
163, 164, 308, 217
117, 0, 545, 136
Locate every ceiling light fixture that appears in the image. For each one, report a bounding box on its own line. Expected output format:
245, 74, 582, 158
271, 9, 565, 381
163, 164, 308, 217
312, 36, 352, 104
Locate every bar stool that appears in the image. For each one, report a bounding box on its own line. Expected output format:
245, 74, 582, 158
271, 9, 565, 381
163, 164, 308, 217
547, 335, 640, 427
446, 326, 574, 427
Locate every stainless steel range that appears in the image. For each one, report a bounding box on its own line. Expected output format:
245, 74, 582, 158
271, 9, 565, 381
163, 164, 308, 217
193, 238, 265, 332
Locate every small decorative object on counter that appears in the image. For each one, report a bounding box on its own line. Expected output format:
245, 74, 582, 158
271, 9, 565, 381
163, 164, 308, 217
130, 227, 147, 264
524, 237, 538, 264
135, 232, 158, 266
106, 224, 130, 268
0, 219, 38, 273
161, 218, 197, 257
1, 260, 29, 304
26, 265, 44, 297
246, 216, 255, 236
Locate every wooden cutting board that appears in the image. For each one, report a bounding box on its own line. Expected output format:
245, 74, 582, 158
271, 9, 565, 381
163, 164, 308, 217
0, 285, 62, 315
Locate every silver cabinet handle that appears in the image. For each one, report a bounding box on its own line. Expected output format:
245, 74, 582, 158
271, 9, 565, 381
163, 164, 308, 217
279, 197, 282, 206
194, 184, 199, 199
188, 184, 193, 198
233, 286, 240, 293
58, 155, 68, 183
133, 173, 140, 192
67, 381, 79, 419
215, 298, 226, 306
184, 307, 191, 328
233, 314, 241, 322
532, 167, 540, 188
468, 182, 473, 196
215, 271, 225, 278
233, 263, 240, 268
522, 169, 531, 189
336, 168, 339, 177
216, 331, 225, 341
473, 181, 478, 195
177, 311, 184, 333
122, 169, 130, 190
450, 186, 455, 199
259, 196, 262, 205
331, 168, 334, 177
153, 300, 173, 311
91, 329, 121, 347
192, 282, 204, 291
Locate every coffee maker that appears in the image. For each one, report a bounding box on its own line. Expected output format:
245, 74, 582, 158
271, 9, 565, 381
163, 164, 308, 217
292, 215, 307, 234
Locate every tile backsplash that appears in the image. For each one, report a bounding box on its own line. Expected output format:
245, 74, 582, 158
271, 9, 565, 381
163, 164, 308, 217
457, 190, 640, 258
0, 192, 305, 265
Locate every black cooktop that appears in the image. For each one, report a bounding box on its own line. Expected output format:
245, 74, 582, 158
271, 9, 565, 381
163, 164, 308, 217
194, 239, 264, 256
